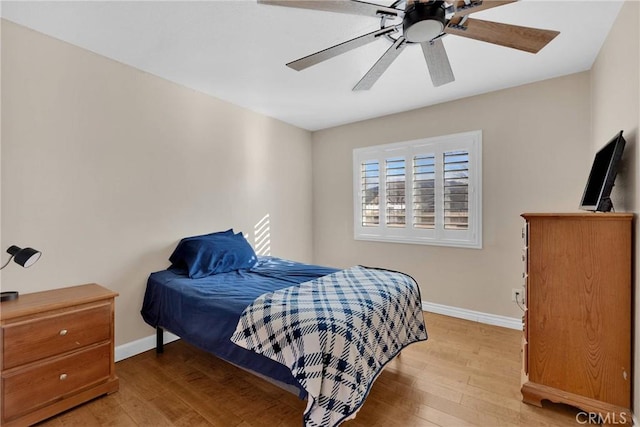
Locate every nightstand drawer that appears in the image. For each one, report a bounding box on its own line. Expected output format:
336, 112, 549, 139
2, 342, 111, 420
2, 303, 111, 369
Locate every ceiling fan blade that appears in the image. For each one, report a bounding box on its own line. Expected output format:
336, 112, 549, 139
287, 27, 398, 71
445, 17, 560, 53
354, 36, 407, 91
421, 38, 455, 87
451, 0, 517, 17
258, 0, 402, 18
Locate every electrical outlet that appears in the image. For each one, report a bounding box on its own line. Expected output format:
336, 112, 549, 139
512, 288, 521, 302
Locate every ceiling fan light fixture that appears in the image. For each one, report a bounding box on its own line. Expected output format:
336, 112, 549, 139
403, 1, 446, 43
405, 19, 444, 43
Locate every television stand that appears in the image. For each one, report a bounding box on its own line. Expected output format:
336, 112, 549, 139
598, 197, 614, 212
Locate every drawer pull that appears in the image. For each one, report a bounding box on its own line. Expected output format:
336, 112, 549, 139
59, 329, 68, 336
59, 373, 68, 381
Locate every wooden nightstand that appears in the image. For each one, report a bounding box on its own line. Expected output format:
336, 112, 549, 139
0, 283, 119, 426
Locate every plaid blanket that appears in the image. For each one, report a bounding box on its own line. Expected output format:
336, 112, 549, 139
231, 265, 427, 426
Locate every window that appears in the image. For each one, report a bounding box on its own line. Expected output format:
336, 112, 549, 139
353, 131, 482, 248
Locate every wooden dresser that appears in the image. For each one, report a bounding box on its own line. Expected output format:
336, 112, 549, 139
521, 213, 632, 422
0, 283, 119, 426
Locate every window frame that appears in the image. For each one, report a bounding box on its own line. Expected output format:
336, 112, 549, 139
353, 130, 482, 249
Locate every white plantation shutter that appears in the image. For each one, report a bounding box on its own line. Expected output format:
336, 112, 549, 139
386, 157, 406, 228
413, 154, 436, 229
443, 150, 469, 230
360, 160, 380, 227
353, 131, 482, 248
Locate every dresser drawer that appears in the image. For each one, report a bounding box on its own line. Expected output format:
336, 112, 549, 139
2, 303, 111, 369
2, 342, 111, 420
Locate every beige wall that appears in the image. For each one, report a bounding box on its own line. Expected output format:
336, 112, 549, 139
590, 1, 639, 414
0, 18, 3, 290
0, 20, 314, 346
312, 72, 592, 320
3, 5, 638, 410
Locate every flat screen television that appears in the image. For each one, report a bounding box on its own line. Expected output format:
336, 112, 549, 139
579, 130, 626, 212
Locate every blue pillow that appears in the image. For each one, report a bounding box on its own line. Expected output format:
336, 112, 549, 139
179, 228, 234, 242
169, 230, 257, 278
168, 229, 233, 271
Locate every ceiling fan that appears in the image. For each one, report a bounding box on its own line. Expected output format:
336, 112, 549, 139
258, 0, 560, 90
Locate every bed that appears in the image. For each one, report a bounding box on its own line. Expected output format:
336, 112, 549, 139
141, 231, 427, 426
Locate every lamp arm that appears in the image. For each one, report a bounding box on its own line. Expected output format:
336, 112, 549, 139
0, 255, 15, 270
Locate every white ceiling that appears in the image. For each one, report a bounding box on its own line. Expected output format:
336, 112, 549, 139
1, 0, 624, 131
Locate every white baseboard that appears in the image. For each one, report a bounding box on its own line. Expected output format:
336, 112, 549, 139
422, 300, 522, 330
115, 330, 180, 362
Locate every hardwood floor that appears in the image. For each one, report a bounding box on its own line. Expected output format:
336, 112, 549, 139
37, 313, 581, 426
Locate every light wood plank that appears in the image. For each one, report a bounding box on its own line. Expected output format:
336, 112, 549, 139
38, 313, 581, 426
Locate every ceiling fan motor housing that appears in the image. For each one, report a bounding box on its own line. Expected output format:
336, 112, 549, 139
403, 1, 446, 43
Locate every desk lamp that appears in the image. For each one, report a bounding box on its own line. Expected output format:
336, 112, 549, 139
0, 245, 42, 301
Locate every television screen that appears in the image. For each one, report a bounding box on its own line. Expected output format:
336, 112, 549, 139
579, 130, 625, 212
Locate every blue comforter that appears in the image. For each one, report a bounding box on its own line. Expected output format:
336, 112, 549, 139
140, 256, 339, 395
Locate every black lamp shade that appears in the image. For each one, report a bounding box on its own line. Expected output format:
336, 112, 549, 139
7, 245, 42, 268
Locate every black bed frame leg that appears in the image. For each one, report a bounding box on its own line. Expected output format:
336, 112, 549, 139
156, 326, 164, 354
